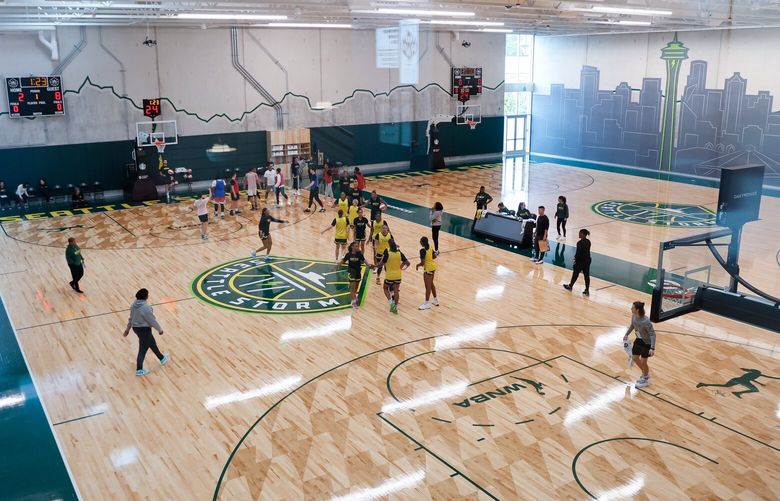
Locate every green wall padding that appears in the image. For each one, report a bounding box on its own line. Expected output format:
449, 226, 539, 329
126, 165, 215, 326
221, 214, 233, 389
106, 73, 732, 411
0, 118, 502, 192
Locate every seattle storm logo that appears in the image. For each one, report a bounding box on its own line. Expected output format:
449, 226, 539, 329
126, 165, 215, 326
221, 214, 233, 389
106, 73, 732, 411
592, 200, 716, 227
191, 256, 369, 314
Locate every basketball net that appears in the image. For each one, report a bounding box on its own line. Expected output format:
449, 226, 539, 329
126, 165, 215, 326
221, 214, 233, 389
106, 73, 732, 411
466, 120, 478, 130
154, 139, 166, 154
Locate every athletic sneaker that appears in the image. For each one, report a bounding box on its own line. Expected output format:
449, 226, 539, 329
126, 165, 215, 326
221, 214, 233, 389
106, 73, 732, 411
375, 276, 381, 285
304, 208, 311, 213
160, 353, 170, 366
229, 210, 234, 216
419, 302, 431, 310
251, 250, 257, 257
390, 301, 398, 314
635, 377, 649, 389
351, 300, 358, 309
221, 213, 225, 219
319, 208, 326, 212
431, 297, 439, 306
563, 284, 573, 291
136, 369, 150, 376
583, 289, 590, 296
264, 256, 272, 262
69, 281, 76, 290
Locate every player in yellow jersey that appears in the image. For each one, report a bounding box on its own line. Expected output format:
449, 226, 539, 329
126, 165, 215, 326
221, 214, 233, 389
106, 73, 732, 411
347, 198, 359, 240
337, 192, 349, 218
415, 236, 439, 310
321, 209, 349, 261
373, 222, 392, 285
377, 238, 409, 314
371, 213, 386, 256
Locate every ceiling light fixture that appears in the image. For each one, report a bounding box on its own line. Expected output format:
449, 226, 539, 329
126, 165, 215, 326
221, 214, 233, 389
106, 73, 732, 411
481, 28, 514, 33
428, 20, 504, 27
591, 6, 673, 16
593, 20, 653, 26
266, 22, 353, 28
363, 8, 475, 17
176, 13, 288, 21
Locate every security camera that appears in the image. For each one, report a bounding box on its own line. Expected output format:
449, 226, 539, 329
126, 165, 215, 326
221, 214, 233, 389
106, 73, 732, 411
142, 36, 157, 47
461, 40, 471, 48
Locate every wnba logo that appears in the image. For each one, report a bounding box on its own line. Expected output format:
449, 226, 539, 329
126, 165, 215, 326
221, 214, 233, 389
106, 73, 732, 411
191, 256, 369, 314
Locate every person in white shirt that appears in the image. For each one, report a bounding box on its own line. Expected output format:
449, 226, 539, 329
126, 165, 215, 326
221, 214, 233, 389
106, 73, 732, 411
193, 193, 211, 240
263, 165, 277, 204
274, 167, 289, 207
16, 183, 29, 209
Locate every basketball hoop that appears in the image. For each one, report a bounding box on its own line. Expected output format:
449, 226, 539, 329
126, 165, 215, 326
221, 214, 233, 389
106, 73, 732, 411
466, 120, 478, 130
154, 139, 166, 154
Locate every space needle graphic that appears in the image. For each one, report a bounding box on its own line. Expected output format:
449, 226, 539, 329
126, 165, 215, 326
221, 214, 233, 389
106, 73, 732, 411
658, 33, 689, 171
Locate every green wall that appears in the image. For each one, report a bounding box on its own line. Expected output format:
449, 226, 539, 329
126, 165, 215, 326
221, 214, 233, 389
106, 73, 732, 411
0, 118, 502, 192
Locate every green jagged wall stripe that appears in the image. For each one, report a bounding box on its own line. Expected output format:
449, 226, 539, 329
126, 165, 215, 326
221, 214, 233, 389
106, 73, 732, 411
0, 76, 505, 122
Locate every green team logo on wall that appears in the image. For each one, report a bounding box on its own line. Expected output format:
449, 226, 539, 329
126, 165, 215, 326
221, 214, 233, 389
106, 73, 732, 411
592, 200, 716, 227
191, 256, 369, 314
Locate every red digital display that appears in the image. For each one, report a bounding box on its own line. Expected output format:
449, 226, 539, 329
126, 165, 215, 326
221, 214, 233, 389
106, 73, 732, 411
143, 98, 161, 118
5, 76, 65, 118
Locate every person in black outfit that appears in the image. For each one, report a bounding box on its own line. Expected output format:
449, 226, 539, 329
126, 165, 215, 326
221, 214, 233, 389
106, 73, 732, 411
473, 186, 493, 211
304, 166, 326, 213
340, 241, 367, 308
555, 195, 569, 240
252, 207, 287, 260
38, 178, 52, 203
0, 181, 10, 210
532, 206, 549, 263
71, 186, 86, 208
353, 208, 370, 254
366, 190, 386, 229
564, 229, 592, 295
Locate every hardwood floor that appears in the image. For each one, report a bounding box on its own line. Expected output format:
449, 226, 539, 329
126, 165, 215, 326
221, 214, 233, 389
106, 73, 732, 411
0, 162, 778, 500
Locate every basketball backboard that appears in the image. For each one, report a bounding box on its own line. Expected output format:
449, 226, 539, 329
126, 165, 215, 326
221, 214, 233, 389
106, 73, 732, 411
650, 229, 733, 321
136, 120, 178, 148
455, 103, 481, 128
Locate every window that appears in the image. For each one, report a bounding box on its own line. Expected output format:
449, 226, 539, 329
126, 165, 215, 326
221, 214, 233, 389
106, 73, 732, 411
504, 34, 534, 154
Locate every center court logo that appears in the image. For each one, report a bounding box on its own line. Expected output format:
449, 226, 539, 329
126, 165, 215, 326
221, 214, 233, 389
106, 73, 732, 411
592, 200, 716, 227
191, 256, 369, 314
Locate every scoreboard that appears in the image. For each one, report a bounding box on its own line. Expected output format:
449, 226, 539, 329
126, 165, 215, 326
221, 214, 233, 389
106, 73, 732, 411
5, 76, 65, 118
452, 67, 482, 102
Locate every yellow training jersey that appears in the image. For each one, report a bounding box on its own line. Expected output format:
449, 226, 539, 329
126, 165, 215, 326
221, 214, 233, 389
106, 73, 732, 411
372, 221, 384, 240
385, 250, 404, 281
422, 247, 437, 272
333, 216, 348, 240
375, 232, 392, 255
347, 205, 358, 224
338, 198, 349, 215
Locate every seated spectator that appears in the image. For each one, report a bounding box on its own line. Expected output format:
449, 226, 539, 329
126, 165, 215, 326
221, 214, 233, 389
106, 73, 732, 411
497, 202, 516, 216
0, 181, 11, 210
516, 202, 536, 220
38, 178, 52, 202
72, 186, 86, 208
16, 183, 30, 209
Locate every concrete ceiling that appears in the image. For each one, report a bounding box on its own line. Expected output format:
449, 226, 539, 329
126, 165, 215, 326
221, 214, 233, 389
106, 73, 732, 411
1, 1, 780, 36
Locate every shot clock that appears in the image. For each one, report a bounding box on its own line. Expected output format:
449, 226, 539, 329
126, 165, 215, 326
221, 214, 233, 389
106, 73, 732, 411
143, 98, 161, 118
5, 76, 65, 117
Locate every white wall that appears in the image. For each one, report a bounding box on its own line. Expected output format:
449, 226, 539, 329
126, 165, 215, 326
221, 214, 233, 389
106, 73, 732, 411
0, 26, 505, 148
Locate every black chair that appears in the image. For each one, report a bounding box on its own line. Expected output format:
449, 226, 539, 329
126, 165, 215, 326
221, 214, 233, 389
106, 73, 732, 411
92, 181, 104, 201
79, 182, 89, 201
53, 184, 63, 202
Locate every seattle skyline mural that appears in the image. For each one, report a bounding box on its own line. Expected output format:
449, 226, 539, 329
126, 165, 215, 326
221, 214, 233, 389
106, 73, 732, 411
531, 34, 780, 187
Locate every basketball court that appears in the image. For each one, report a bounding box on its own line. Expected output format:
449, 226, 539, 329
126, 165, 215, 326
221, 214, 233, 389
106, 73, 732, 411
1, 3, 780, 501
